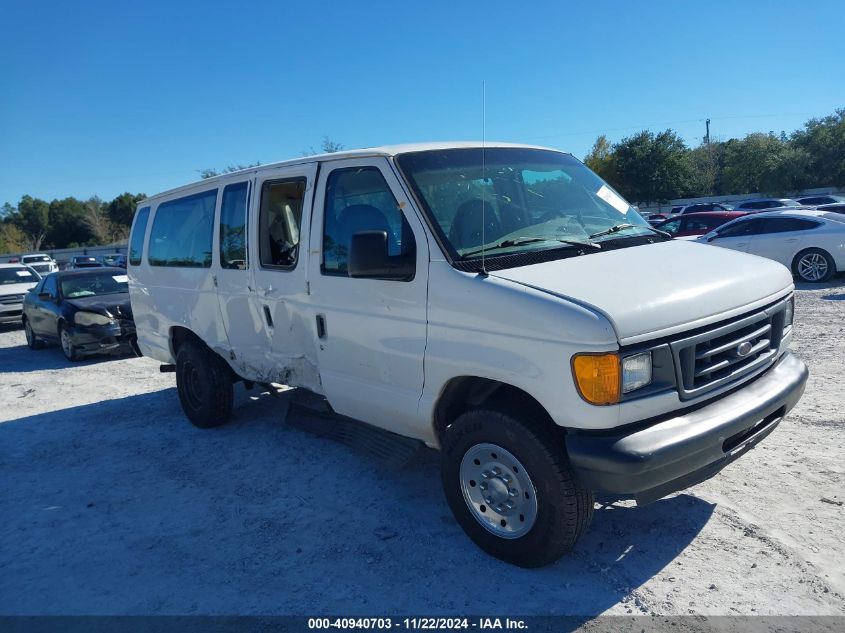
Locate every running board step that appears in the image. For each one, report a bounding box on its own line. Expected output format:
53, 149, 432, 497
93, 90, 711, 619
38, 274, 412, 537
285, 391, 424, 469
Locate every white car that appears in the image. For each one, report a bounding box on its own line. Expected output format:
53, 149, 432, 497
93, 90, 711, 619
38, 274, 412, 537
129, 142, 808, 567
20, 253, 58, 275
0, 263, 41, 324
697, 210, 845, 282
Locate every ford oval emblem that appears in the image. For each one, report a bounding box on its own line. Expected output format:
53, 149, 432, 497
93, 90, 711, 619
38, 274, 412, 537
736, 341, 753, 357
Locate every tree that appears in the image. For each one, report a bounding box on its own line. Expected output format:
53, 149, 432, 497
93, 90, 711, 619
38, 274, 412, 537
791, 109, 845, 187
14, 195, 50, 250
198, 162, 261, 179
48, 197, 95, 248
0, 221, 27, 253
107, 192, 146, 227
719, 133, 811, 196
611, 130, 693, 205
303, 136, 345, 156
584, 135, 618, 185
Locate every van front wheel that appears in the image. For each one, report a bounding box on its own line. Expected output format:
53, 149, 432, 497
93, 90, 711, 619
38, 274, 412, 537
440, 409, 593, 567
175, 340, 233, 428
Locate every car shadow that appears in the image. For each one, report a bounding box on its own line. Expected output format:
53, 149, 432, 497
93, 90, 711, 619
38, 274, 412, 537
0, 389, 713, 616
0, 326, 136, 372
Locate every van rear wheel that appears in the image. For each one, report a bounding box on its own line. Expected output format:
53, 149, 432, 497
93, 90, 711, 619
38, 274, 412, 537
175, 340, 233, 428
440, 408, 593, 567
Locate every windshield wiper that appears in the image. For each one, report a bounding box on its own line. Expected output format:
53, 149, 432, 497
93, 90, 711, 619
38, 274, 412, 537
589, 223, 671, 240
462, 236, 599, 258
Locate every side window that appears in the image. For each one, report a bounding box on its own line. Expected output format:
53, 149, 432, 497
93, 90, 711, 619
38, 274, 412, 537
149, 190, 217, 268
43, 275, 58, 298
661, 219, 681, 234
128, 206, 150, 266
258, 178, 306, 268
322, 167, 416, 275
763, 218, 819, 233
718, 219, 759, 237
219, 182, 249, 270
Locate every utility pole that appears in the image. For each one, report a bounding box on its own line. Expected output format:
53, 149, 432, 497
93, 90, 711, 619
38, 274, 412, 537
705, 118, 711, 147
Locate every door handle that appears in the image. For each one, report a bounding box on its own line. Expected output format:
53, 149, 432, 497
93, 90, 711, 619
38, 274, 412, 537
316, 314, 327, 339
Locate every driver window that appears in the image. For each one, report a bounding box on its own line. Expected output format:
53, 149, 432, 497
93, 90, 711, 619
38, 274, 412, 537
322, 167, 415, 275
42, 275, 57, 298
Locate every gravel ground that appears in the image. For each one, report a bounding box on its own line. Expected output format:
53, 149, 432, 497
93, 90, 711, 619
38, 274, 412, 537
0, 278, 843, 616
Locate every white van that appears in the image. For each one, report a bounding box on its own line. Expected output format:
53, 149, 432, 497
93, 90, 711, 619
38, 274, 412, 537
129, 143, 808, 567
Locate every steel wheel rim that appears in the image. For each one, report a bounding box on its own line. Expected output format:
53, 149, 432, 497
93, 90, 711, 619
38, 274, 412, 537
181, 362, 203, 411
60, 328, 73, 357
459, 443, 538, 539
798, 253, 827, 281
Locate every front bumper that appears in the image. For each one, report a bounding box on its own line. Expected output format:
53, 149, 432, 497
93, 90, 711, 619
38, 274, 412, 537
566, 351, 808, 504
0, 304, 24, 323
67, 320, 136, 356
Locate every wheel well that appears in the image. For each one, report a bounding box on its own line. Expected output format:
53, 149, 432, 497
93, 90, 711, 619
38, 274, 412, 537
170, 326, 205, 358
433, 376, 560, 444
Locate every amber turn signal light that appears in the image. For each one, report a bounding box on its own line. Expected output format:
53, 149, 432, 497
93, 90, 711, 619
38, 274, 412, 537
572, 353, 621, 405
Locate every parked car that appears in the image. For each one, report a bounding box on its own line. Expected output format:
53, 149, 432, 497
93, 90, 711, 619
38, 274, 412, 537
20, 253, 59, 275
100, 253, 127, 268
656, 211, 748, 238
678, 202, 735, 214
129, 142, 807, 567
22, 268, 136, 360
69, 256, 104, 269
734, 197, 802, 211
0, 263, 41, 324
795, 194, 845, 206
815, 203, 845, 215
646, 213, 669, 226
697, 210, 845, 282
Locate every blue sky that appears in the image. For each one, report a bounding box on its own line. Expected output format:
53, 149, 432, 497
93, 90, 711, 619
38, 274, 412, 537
1, 0, 843, 205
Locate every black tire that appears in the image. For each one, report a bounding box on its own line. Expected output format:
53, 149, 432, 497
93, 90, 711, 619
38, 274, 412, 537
175, 339, 234, 428
440, 408, 593, 567
792, 248, 835, 283
58, 322, 79, 361
23, 318, 44, 350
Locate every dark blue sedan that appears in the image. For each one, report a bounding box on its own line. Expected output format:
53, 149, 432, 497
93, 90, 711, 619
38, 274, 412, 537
22, 268, 137, 361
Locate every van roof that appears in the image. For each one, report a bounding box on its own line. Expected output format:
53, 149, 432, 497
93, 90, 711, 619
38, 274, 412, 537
140, 141, 562, 204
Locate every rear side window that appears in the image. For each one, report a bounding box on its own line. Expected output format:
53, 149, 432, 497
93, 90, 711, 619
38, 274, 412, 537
220, 182, 249, 270
763, 218, 819, 233
258, 178, 306, 269
148, 190, 217, 268
128, 206, 150, 266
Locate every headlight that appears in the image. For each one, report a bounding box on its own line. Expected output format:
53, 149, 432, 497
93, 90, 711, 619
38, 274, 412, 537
573, 351, 653, 405
621, 352, 652, 393
74, 311, 112, 326
784, 296, 794, 327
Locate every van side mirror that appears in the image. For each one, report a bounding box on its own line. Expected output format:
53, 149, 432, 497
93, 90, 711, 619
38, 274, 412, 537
348, 231, 414, 281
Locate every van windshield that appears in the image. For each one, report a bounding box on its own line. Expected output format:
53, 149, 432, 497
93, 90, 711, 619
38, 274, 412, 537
395, 148, 654, 263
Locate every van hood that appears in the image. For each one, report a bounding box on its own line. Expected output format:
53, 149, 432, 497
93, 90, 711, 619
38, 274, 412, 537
489, 240, 793, 344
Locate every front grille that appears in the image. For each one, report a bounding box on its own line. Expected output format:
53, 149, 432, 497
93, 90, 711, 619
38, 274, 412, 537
30, 264, 51, 273
0, 294, 24, 305
671, 298, 789, 400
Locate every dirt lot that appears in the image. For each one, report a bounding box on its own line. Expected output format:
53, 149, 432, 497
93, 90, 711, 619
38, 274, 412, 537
1, 279, 843, 616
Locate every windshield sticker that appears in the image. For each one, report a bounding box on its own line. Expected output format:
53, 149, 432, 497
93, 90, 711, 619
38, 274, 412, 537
16, 270, 31, 277
596, 185, 630, 215
112, 275, 128, 283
